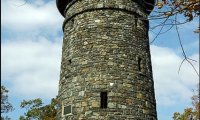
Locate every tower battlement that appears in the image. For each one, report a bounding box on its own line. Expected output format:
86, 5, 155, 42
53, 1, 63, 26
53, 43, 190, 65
56, 0, 157, 119
57, 0, 155, 17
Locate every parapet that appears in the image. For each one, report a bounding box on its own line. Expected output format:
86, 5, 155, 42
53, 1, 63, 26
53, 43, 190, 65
56, 0, 155, 17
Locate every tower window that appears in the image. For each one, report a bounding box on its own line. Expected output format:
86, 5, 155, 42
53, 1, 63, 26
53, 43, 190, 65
100, 92, 107, 108
68, 59, 72, 64
138, 58, 142, 71
135, 16, 138, 27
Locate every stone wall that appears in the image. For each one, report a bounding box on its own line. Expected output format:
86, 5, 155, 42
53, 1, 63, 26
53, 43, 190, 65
57, 0, 157, 119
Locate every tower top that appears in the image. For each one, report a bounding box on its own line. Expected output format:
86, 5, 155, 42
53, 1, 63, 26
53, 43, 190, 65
56, 0, 155, 17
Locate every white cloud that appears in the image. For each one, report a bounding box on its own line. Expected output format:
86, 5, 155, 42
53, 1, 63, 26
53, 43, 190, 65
1, 0, 64, 33
2, 39, 198, 104
151, 45, 199, 107
1, 0, 63, 99
1, 1, 199, 119
1, 37, 62, 99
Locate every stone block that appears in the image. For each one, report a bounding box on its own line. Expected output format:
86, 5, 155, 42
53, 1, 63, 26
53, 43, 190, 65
108, 102, 116, 108
91, 101, 99, 107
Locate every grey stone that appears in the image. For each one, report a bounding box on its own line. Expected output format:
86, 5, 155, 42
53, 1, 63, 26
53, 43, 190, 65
56, 0, 157, 120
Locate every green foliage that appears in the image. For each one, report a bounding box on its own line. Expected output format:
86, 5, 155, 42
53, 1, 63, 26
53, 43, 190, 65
172, 86, 199, 120
173, 108, 197, 120
19, 98, 58, 120
1, 86, 14, 120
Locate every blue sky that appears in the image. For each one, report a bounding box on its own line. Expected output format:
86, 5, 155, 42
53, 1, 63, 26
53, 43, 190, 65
1, 0, 199, 119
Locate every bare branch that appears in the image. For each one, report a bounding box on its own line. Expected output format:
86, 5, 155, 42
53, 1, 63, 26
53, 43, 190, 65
175, 15, 199, 76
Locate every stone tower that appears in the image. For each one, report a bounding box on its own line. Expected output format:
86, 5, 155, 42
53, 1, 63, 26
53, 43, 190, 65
56, 0, 157, 119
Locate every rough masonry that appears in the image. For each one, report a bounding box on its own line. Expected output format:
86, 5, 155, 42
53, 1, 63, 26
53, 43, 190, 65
56, 0, 157, 119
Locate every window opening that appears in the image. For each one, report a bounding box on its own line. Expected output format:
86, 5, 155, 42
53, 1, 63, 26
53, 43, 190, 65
138, 58, 142, 71
68, 59, 72, 64
100, 92, 107, 108
65, 75, 70, 79
135, 16, 138, 27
